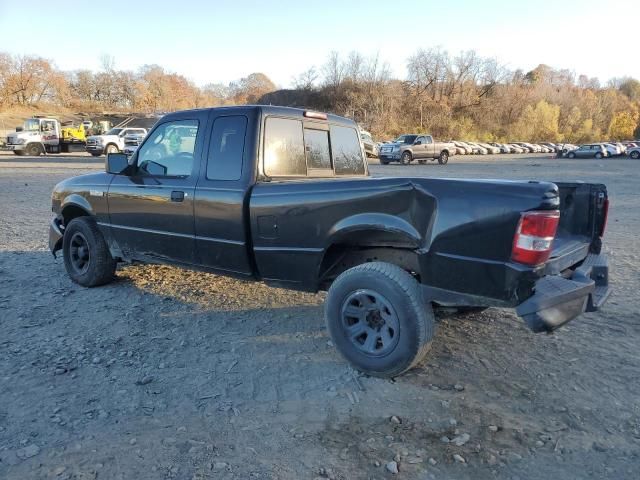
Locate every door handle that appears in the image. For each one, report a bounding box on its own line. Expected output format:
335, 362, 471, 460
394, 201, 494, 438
170, 191, 185, 202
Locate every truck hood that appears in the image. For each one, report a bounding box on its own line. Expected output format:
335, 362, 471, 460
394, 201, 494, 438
8, 131, 39, 141
87, 135, 118, 142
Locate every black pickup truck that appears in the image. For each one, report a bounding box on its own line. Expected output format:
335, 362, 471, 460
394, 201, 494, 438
49, 106, 611, 377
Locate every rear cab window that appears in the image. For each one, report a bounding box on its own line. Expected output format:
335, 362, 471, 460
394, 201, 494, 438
263, 116, 366, 178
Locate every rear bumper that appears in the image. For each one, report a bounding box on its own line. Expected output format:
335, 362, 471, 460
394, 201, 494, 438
516, 253, 610, 332
49, 216, 64, 257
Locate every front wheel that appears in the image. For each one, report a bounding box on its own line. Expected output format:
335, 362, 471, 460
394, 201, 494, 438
567, 152, 576, 159
631, 151, 640, 159
26, 143, 43, 156
325, 262, 435, 378
105, 144, 119, 155
438, 151, 449, 165
595, 152, 603, 159
400, 151, 412, 165
63, 217, 117, 287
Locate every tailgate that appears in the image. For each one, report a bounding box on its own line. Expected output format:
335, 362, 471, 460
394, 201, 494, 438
545, 182, 608, 274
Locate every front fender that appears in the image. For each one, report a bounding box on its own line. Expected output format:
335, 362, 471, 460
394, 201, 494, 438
61, 193, 94, 217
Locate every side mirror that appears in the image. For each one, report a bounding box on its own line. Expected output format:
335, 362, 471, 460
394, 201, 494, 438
106, 153, 129, 175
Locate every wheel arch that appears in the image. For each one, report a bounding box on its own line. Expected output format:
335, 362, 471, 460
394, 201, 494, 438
318, 214, 422, 289
61, 195, 94, 226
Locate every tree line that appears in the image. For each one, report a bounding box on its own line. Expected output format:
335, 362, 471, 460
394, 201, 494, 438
1, 49, 639, 142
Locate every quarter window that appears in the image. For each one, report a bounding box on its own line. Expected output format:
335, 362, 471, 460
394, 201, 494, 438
207, 115, 247, 180
264, 118, 306, 176
137, 120, 198, 177
330, 125, 365, 175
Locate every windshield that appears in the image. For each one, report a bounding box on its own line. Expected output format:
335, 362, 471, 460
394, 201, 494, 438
395, 135, 417, 144
23, 119, 40, 131
105, 128, 123, 136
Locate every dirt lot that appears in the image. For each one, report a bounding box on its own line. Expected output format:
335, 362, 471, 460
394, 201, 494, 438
1, 151, 639, 479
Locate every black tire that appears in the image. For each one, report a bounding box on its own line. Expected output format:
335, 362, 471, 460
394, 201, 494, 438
417, 159, 427, 165
90, 153, 102, 157
595, 152, 603, 159
438, 151, 449, 165
380, 159, 389, 165
26, 143, 42, 156
400, 151, 412, 165
63, 217, 116, 287
567, 152, 576, 159
325, 262, 435, 378
631, 151, 640, 159
13, 150, 25, 156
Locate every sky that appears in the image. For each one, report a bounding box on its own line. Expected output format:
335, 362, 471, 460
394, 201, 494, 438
0, 0, 637, 88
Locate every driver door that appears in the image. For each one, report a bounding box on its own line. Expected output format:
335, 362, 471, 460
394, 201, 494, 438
107, 113, 208, 265
414, 136, 427, 158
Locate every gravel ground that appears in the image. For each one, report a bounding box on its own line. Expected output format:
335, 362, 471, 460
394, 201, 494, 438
1, 151, 639, 479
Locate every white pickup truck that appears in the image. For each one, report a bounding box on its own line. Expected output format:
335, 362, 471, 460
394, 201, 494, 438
85, 127, 147, 156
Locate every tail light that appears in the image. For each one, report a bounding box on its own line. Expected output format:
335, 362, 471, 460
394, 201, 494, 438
511, 210, 560, 266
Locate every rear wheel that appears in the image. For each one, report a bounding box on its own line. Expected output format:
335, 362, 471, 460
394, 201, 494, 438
630, 151, 640, 159
400, 151, 412, 165
26, 143, 42, 156
438, 151, 449, 165
63, 217, 116, 287
13, 150, 24, 156
325, 262, 435, 378
595, 152, 603, 159
417, 159, 427, 165
567, 152, 576, 159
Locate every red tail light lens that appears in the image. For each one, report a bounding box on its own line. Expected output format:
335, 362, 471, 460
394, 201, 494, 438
511, 210, 560, 266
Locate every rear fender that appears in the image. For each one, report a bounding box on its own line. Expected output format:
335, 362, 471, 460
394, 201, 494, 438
327, 213, 421, 248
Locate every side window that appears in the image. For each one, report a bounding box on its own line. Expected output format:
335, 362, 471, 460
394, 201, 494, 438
137, 119, 198, 177
330, 125, 365, 175
304, 128, 331, 170
264, 117, 306, 176
425, 136, 433, 144
207, 115, 247, 181
415, 136, 425, 144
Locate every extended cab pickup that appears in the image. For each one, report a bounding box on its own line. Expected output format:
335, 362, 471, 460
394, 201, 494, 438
49, 106, 611, 377
378, 134, 456, 165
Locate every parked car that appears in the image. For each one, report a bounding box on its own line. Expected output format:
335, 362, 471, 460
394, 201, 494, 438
603, 143, 622, 157
512, 142, 533, 153
453, 141, 472, 154
467, 142, 488, 155
479, 142, 500, 154
490, 142, 512, 153
360, 130, 379, 158
48, 105, 611, 378
537, 144, 552, 153
559, 143, 578, 154
86, 127, 148, 156
507, 144, 525, 154
378, 134, 456, 165
627, 145, 640, 159
566, 144, 608, 159
540, 143, 558, 152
